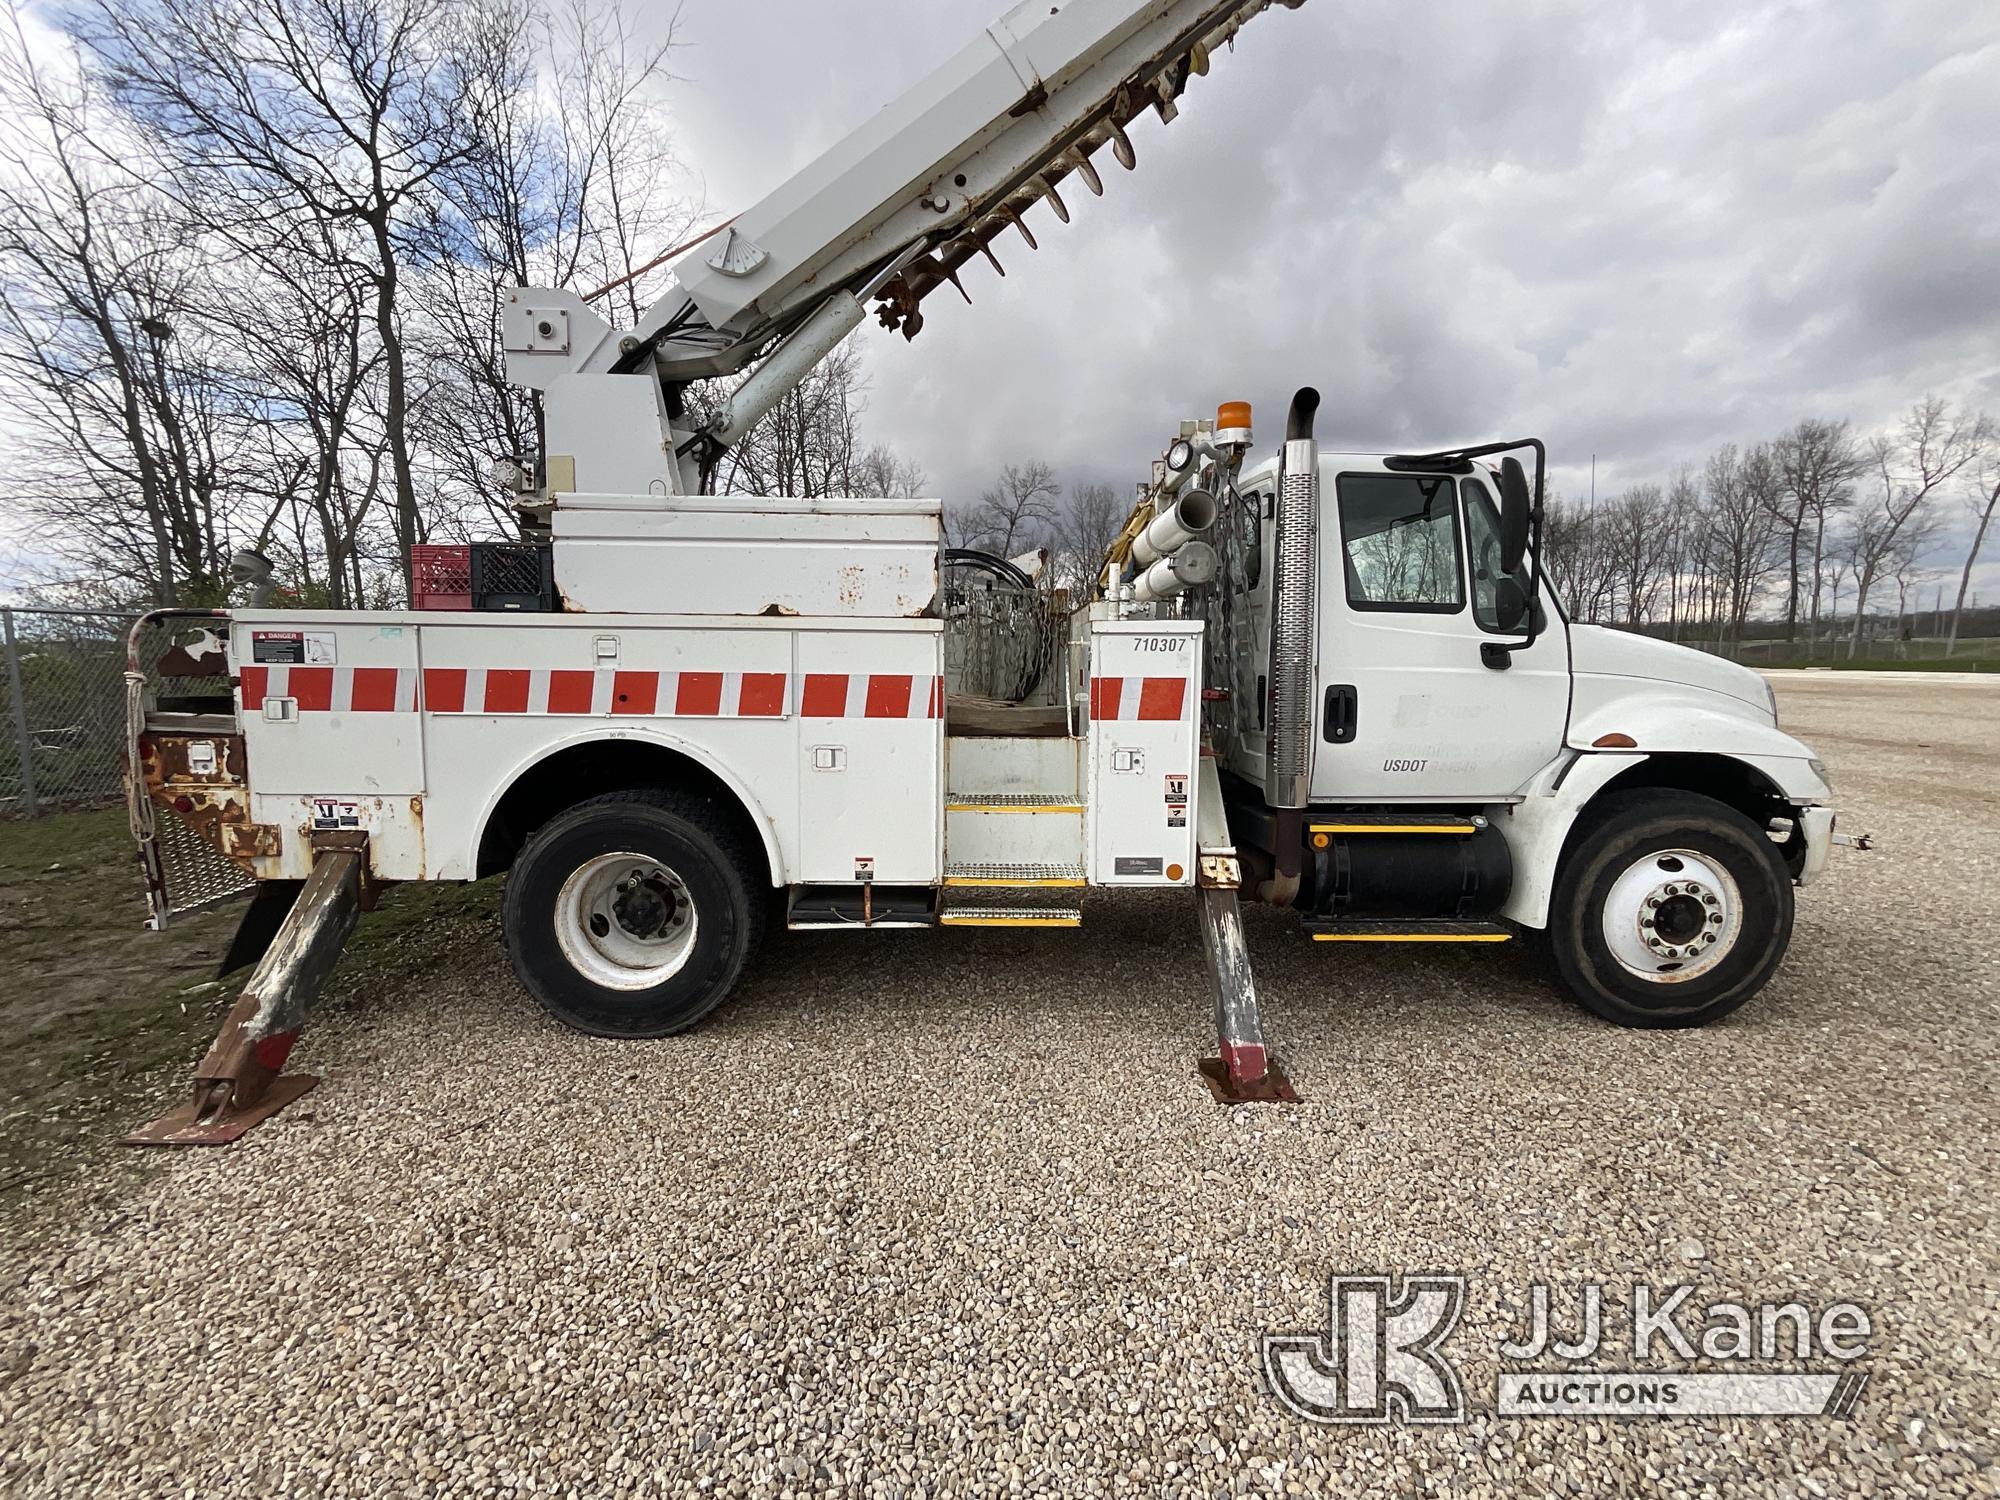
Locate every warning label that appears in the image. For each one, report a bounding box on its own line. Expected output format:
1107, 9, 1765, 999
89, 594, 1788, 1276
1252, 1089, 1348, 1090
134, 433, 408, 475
252, 630, 337, 665
1164, 773, 1188, 803
311, 798, 362, 829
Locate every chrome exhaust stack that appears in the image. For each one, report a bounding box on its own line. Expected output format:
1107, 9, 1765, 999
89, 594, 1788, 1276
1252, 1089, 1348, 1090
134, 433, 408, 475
1259, 386, 1319, 906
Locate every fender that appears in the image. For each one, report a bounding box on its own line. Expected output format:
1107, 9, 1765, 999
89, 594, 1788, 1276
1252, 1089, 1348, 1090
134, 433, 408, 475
1566, 685, 1831, 804
458, 724, 788, 887
1498, 751, 1639, 930
1569, 686, 1798, 758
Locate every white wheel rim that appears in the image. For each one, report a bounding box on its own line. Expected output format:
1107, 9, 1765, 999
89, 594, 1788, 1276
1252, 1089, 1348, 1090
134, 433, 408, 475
554, 852, 698, 990
1600, 848, 1743, 984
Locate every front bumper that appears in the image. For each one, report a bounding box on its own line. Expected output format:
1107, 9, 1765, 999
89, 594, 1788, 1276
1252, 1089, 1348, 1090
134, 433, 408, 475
1797, 806, 1836, 886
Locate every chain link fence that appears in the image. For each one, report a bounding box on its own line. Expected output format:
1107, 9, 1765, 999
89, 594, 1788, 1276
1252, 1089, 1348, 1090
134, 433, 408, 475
1, 607, 141, 818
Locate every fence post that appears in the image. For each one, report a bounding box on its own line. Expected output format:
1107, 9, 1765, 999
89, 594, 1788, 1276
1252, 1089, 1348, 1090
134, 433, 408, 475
2, 607, 37, 817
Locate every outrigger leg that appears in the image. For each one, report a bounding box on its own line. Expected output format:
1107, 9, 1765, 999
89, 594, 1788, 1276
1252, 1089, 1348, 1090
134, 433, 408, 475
1191, 757, 1296, 1103
1195, 887, 1297, 1103
125, 838, 365, 1146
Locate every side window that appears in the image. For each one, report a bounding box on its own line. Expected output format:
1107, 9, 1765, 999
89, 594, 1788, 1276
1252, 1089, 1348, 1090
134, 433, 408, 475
1336, 473, 1463, 612
1462, 476, 1535, 634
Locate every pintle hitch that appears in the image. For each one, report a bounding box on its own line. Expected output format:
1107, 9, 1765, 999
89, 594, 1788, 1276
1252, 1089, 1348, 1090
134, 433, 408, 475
125, 837, 366, 1146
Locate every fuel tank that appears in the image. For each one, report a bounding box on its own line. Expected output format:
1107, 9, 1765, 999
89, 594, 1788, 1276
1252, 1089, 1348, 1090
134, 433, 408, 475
1302, 821, 1513, 920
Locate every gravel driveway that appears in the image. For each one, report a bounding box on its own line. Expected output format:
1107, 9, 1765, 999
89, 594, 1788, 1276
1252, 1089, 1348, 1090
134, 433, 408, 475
3, 673, 1995, 1497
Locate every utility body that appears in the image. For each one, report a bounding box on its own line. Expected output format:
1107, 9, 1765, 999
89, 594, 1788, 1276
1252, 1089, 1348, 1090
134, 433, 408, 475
122, 0, 1849, 1141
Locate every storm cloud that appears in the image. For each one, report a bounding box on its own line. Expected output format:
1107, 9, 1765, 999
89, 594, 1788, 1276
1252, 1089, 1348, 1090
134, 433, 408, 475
661, 0, 1998, 535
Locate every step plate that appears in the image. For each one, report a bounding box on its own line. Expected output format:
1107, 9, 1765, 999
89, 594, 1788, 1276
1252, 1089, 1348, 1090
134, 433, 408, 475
943, 862, 1086, 887
945, 792, 1084, 812
1307, 918, 1512, 943
939, 908, 1082, 927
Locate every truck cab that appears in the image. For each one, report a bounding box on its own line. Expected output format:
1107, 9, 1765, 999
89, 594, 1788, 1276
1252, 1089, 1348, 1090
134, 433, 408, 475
1196, 420, 1836, 1030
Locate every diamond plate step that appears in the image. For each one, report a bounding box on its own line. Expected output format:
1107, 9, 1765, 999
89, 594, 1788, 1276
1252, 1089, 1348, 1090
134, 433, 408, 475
943, 862, 1086, 888
944, 791, 1085, 812
938, 907, 1083, 928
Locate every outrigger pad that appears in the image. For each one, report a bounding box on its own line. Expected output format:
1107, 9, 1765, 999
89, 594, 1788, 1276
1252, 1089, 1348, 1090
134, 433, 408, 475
1196, 1056, 1299, 1105
122, 1075, 320, 1147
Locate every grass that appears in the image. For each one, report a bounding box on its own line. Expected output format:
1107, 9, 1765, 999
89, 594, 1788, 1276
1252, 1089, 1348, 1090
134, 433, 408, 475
1755, 656, 2000, 673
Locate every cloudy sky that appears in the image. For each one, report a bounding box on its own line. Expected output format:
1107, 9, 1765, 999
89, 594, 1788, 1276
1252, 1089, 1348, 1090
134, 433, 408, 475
655, 0, 1998, 582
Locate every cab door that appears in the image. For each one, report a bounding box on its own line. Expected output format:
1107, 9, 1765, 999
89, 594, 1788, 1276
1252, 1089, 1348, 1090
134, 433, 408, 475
1309, 460, 1569, 802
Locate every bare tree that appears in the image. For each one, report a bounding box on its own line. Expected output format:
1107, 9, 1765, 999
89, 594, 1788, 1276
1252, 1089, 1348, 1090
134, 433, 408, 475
1047, 481, 1126, 593
1659, 464, 1698, 639
412, 0, 691, 531
1542, 493, 1614, 623
0, 12, 258, 604
1697, 443, 1781, 644
1946, 451, 1999, 656
1768, 419, 1864, 643
1848, 398, 1992, 657
221, 218, 392, 605
1606, 484, 1666, 626
710, 342, 870, 498
961, 461, 1060, 558
852, 444, 928, 499
80, 0, 495, 591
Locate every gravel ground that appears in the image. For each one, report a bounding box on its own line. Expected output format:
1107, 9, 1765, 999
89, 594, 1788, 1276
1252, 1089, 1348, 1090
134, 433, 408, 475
2, 674, 1996, 1497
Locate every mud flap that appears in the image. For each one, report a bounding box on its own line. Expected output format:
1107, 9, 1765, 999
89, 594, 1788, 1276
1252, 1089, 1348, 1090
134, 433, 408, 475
125, 842, 364, 1146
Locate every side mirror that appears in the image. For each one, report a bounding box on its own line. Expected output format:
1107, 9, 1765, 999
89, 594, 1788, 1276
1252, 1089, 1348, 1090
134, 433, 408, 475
1497, 457, 1532, 575
1492, 576, 1530, 633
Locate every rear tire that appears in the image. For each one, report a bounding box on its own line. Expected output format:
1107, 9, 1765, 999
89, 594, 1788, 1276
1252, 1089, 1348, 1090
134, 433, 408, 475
503, 788, 764, 1037
1545, 790, 1792, 1029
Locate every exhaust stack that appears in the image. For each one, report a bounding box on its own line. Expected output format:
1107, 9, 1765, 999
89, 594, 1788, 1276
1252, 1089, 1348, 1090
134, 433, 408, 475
1259, 387, 1320, 905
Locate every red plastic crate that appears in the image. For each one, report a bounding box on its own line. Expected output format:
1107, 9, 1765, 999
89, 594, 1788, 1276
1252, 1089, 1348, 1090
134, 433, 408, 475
412, 543, 472, 610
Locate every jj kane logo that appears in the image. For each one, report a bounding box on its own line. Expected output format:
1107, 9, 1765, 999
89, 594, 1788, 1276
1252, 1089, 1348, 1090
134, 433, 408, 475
1263, 1275, 1872, 1426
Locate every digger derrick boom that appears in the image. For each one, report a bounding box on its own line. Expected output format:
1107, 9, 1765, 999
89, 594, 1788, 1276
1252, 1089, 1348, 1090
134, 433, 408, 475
502, 0, 1307, 489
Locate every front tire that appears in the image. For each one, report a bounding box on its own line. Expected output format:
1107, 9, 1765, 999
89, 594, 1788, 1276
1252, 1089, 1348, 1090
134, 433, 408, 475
1545, 790, 1793, 1029
503, 788, 763, 1037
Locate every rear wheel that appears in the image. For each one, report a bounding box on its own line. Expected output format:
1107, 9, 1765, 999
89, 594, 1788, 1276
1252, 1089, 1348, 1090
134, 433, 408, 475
503, 788, 763, 1037
1545, 791, 1792, 1028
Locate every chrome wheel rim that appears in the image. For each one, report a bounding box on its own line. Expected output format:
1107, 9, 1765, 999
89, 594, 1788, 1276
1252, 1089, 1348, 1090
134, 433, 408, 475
1601, 848, 1742, 983
555, 852, 698, 990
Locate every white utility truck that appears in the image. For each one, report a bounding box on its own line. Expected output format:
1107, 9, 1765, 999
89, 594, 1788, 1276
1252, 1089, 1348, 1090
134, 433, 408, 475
123, 0, 1849, 1143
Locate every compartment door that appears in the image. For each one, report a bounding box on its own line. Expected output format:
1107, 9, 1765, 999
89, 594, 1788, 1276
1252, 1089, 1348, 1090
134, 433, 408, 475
794, 631, 943, 884
1086, 621, 1202, 885
236, 621, 425, 796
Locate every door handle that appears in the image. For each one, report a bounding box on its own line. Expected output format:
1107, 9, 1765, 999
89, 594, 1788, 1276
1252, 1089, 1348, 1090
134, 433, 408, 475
1322, 684, 1357, 743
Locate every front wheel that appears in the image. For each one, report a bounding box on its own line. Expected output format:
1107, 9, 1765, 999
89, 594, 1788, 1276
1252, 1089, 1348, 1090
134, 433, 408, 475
1545, 790, 1793, 1028
503, 788, 763, 1037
